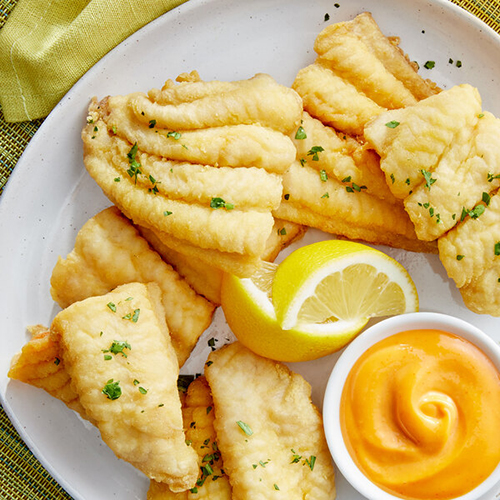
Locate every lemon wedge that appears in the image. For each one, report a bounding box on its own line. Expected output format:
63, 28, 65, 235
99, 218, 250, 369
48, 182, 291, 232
273, 239, 418, 331
220, 240, 418, 362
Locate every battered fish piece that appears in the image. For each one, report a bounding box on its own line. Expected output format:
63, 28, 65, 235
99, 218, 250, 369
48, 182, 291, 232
364, 84, 482, 200
82, 121, 276, 260
8, 325, 87, 420
293, 63, 384, 137
131, 73, 302, 134
204, 342, 336, 500
140, 219, 306, 304
438, 191, 500, 315
274, 162, 437, 253
404, 111, 500, 241
292, 112, 393, 200
101, 95, 296, 174
314, 12, 438, 106
147, 376, 232, 499
51, 282, 199, 491
50, 206, 215, 366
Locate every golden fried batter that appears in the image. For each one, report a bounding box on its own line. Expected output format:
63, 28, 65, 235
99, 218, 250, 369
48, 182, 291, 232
147, 376, 232, 499
205, 342, 336, 500
51, 282, 199, 491
50, 206, 215, 366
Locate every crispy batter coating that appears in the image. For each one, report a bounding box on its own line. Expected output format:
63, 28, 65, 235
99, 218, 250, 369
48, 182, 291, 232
364, 84, 482, 200
293, 63, 384, 137
292, 112, 393, 200
141, 219, 306, 305
404, 111, 500, 241
102, 95, 296, 174
130, 73, 302, 134
82, 121, 276, 258
51, 282, 199, 491
147, 376, 232, 499
314, 12, 437, 106
274, 162, 436, 253
8, 325, 87, 419
205, 342, 336, 500
50, 206, 215, 366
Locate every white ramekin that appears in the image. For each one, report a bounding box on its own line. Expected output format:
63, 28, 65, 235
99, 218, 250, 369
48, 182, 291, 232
323, 312, 500, 500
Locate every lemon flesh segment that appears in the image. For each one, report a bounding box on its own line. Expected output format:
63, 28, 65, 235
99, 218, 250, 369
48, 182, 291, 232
272, 242, 418, 331
221, 273, 369, 362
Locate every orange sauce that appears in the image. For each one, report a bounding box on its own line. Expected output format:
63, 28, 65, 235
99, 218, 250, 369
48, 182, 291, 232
340, 329, 500, 499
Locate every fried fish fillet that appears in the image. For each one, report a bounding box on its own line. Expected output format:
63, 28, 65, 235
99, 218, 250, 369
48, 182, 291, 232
8, 325, 87, 420
147, 376, 232, 499
204, 342, 336, 500
50, 282, 199, 491
50, 206, 215, 366
140, 219, 306, 305
438, 190, 500, 290
314, 12, 438, 107
364, 84, 482, 201
274, 162, 437, 253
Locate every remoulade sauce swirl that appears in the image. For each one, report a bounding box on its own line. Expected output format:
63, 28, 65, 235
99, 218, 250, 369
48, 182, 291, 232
340, 329, 500, 499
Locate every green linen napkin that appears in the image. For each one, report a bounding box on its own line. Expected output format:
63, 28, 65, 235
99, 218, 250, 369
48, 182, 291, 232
0, 0, 188, 123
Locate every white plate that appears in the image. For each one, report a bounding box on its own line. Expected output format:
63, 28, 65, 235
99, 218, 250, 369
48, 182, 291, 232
1, 0, 500, 499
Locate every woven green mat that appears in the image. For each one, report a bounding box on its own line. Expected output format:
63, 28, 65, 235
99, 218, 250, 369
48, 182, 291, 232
1, 1, 500, 499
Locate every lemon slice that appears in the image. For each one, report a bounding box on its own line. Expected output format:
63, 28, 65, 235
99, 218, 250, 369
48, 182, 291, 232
221, 263, 368, 362
272, 240, 419, 331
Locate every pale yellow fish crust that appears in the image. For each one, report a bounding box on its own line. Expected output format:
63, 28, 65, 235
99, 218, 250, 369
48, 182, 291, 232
50, 206, 215, 366
205, 342, 336, 500
51, 282, 198, 491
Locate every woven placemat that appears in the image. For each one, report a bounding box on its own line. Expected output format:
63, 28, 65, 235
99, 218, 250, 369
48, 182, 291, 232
1, 1, 499, 499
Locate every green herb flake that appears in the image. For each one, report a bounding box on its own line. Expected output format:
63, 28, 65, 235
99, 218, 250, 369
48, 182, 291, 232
138, 386, 148, 395
104, 354, 112, 361
299, 158, 307, 167
206, 406, 213, 414
126, 143, 142, 184
210, 197, 234, 210
469, 204, 486, 219
164, 210, 173, 216
54, 357, 60, 366
421, 169, 437, 189
112, 125, 117, 134
390, 173, 396, 184
295, 126, 307, 140
278, 227, 287, 236
341, 176, 352, 183
487, 173, 500, 182
107, 302, 117, 312
321, 192, 329, 198
166, 131, 181, 140
114, 177, 121, 182
236, 420, 253, 436
385, 120, 400, 129
103, 340, 132, 358
482, 192, 491, 206
133, 379, 140, 385
456, 60, 462, 68
478, 113, 485, 118
148, 119, 156, 128
274, 484, 280, 491
424, 60, 435, 69
319, 170, 328, 182
306, 455, 317, 471
456, 255, 465, 261
131, 308, 140, 323
495, 242, 500, 256
208, 337, 218, 351
307, 146, 324, 161
324, 13, 330, 22
102, 379, 121, 400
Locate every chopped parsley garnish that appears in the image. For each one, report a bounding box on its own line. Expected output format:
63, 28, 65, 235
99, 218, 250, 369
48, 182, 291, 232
274, 484, 280, 490
107, 302, 117, 312
102, 379, 121, 400
206, 406, 213, 414
210, 197, 234, 210
236, 420, 253, 436
208, 337, 218, 351
126, 143, 142, 183
299, 158, 307, 167
104, 354, 112, 361
307, 146, 324, 161
421, 169, 437, 189
424, 60, 435, 69
278, 227, 287, 236
324, 13, 330, 21
54, 357, 60, 366
346, 182, 367, 193
385, 120, 400, 128
164, 210, 173, 216
133, 379, 140, 385
456, 255, 465, 261
295, 126, 307, 140
284, 193, 290, 200
390, 173, 395, 184
467, 204, 486, 220
291, 449, 302, 463
148, 119, 156, 128
482, 192, 491, 206
478, 113, 485, 118
114, 177, 121, 182
177, 374, 195, 393
321, 192, 329, 198
487, 173, 500, 182
103, 340, 132, 358
341, 176, 352, 183
166, 131, 181, 140
138, 387, 148, 395
306, 455, 317, 471
495, 242, 500, 256
456, 60, 462, 68
319, 170, 328, 182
